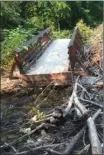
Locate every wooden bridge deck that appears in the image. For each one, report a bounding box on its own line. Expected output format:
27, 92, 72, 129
26, 39, 71, 75
11, 26, 89, 86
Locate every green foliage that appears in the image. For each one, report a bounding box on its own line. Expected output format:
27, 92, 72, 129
23, 17, 45, 31
77, 20, 93, 41
1, 27, 37, 67
67, 1, 103, 28
32, 109, 46, 121
25, 1, 71, 29
53, 30, 72, 39
1, 1, 103, 68
1, 1, 22, 28
35, 110, 45, 121
1, 1, 103, 29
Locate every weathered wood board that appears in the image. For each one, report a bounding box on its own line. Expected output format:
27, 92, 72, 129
10, 26, 89, 86
26, 39, 71, 75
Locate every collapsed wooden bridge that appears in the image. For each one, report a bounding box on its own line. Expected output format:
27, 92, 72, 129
10, 26, 89, 86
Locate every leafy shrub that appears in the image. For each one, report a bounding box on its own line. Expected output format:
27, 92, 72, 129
23, 17, 45, 32
1, 25, 72, 69
1, 26, 40, 68
76, 20, 93, 41
1, 20, 94, 69
1, 28, 27, 68
53, 30, 72, 39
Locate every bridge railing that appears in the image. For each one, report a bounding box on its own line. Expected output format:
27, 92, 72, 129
68, 26, 87, 73
10, 27, 52, 78
10, 26, 88, 79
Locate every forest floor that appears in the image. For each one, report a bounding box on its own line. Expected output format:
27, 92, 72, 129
1, 25, 103, 155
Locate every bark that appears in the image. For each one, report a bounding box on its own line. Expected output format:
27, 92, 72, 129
46, 109, 101, 155
64, 77, 79, 115
79, 98, 103, 109
87, 117, 102, 155
73, 91, 89, 115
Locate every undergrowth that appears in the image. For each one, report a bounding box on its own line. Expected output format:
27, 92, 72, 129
1, 20, 97, 70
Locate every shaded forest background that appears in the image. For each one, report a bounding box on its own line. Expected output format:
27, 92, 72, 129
0, 1, 103, 68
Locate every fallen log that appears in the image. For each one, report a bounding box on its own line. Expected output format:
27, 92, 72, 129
91, 81, 103, 88
77, 82, 91, 99
46, 109, 102, 155
64, 93, 74, 115
87, 117, 102, 154
0, 123, 56, 150
65, 76, 89, 117
65, 77, 90, 122
73, 91, 89, 116
74, 107, 82, 118
79, 98, 103, 109
1, 143, 65, 155
78, 144, 90, 154
64, 77, 79, 115
78, 109, 102, 154
47, 125, 86, 155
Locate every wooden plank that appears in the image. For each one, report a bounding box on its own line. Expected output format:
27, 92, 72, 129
17, 72, 72, 85
10, 27, 52, 78
68, 26, 88, 74
10, 26, 89, 86
17, 27, 51, 49
23, 39, 53, 72
17, 70, 89, 86
26, 39, 71, 75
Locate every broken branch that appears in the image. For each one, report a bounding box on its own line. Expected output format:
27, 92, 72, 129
87, 117, 102, 154
46, 109, 101, 155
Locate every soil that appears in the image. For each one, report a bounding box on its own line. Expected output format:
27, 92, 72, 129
1, 73, 75, 154
1, 70, 103, 155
